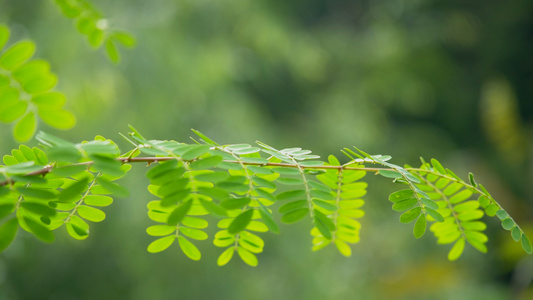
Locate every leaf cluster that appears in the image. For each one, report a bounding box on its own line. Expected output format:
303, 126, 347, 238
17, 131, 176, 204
0, 25, 75, 142
0, 129, 530, 267
54, 0, 136, 63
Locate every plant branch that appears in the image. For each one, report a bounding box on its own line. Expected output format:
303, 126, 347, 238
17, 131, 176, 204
0, 156, 394, 187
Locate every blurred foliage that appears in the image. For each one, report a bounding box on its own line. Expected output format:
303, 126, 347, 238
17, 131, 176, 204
0, 0, 532, 299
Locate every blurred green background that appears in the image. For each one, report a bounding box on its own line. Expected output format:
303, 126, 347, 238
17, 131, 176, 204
1, 0, 533, 299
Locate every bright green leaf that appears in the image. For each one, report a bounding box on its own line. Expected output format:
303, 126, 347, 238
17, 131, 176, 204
413, 215, 426, 239
281, 207, 309, 224
521, 235, 532, 254
448, 238, 465, 261
0, 218, 18, 252
77, 205, 106, 222
13, 112, 36, 142
237, 246, 257, 267
426, 207, 444, 222
59, 177, 89, 202
0, 40, 35, 70
147, 235, 175, 253
217, 247, 234, 266
178, 236, 201, 261
105, 39, 120, 63
400, 207, 421, 224
228, 209, 254, 234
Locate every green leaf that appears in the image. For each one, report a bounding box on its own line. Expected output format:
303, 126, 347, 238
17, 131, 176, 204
271, 167, 300, 175
0, 101, 27, 123
181, 217, 208, 229
88, 29, 104, 47
23, 73, 57, 93
105, 39, 120, 63
468, 172, 477, 187
314, 211, 334, 239
147, 235, 175, 253
13, 59, 50, 84
276, 177, 304, 185
83, 195, 113, 207
31, 92, 66, 107
400, 207, 421, 224
449, 190, 473, 204
501, 218, 515, 231
0, 218, 18, 252
426, 207, 444, 222
237, 247, 258, 267
52, 164, 87, 177
495, 209, 508, 220
281, 207, 309, 224
485, 204, 499, 217
279, 200, 307, 213
13, 112, 36, 142
310, 189, 334, 201
378, 170, 402, 179
0, 203, 15, 219
216, 181, 249, 193
228, 209, 254, 234
258, 204, 279, 234
299, 161, 325, 167
167, 200, 193, 226
521, 234, 532, 254
335, 239, 351, 257
195, 171, 229, 183
17, 186, 56, 199
147, 225, 176, 236
0, 86, 19, 107
217, 247, 235, 266
90, 155, 124, 177
313, 199, 337, 212
413, 215, 426, 239
0, 40, 35, 70
59, 177, 89, 202
65, 214, 88, 237
447, 238, 465, 261
389, 189, 414, 202
181, 145, 211, 160
146, 160, 178, 179
392, 198, 418, 212
220, 197, 251, 210
431, 158, 446, 174
478, 195, 490, 208
178, 236, 201, 261
276, 189, 306, 201
6, 161, 41, 174
180, 227, 208, 240
24, 217, 54, 243
511, 227, 521, 242
113, 31, 137, 48
77, 206, 106, 222
189, 155, 223, 170
39, 106, 76, 129
0, 25, 9, 51
19, 145, 36, 162
252, 176, 276, 189
96, 178, 129, 197
199, 199, 227, 217
20, 202, 56, 217
191, 129, 219, 146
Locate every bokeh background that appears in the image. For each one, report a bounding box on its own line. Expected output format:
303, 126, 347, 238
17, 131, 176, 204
1, 0, 533, 299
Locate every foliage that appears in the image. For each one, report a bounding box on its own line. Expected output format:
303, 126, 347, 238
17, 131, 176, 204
0, 25, 75, 142
53, 0, 136, 63
0, 128, 530, 267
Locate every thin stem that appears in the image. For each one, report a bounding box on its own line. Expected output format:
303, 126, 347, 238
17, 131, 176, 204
65, 174, 99, 223
0, 157, 394, 187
